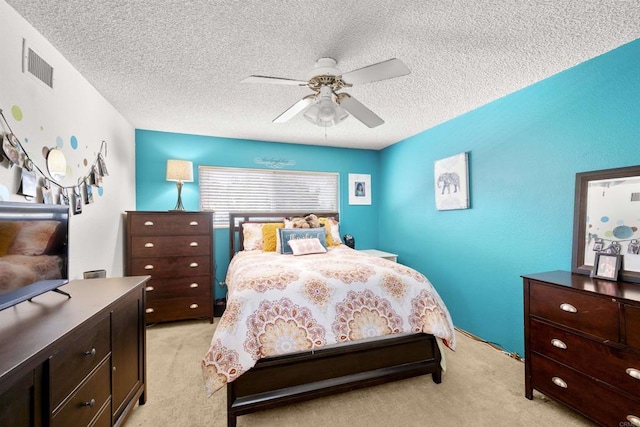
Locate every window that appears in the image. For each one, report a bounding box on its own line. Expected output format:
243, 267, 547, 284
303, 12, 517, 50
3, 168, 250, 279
199, 166, 339, 227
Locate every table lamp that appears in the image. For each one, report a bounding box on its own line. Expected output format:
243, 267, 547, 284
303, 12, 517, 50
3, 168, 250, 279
166, 159, 193, 211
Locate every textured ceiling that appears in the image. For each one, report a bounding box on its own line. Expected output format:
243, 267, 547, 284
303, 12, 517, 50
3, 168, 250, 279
6, 0, 640, 150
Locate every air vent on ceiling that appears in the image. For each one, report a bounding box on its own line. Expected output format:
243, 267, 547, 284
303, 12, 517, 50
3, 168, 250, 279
22, 39, 54, 89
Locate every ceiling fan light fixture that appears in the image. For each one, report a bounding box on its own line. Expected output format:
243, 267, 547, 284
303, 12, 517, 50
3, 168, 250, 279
302, 85, 349, 127
334, 103, 349, 123
303, 104, 320, 124
318, 98, 336, 121
303, 99, 348, 127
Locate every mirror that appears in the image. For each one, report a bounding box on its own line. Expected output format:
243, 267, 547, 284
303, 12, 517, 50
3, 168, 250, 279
47, 148, 67, 181
572, 165, 640, 283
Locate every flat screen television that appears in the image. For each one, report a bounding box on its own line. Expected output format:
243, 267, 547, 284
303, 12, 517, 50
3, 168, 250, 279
0, 201, 70, 311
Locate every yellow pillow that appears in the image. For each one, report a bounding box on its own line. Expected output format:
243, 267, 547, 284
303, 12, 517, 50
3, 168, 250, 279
318, 217, 338, 246
262, 223, 284, 252
0, 222, 20, 256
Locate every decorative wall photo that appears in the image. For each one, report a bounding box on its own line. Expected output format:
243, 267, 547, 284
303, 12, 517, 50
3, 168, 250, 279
434, 152, 470, 211
348, 173, 371, 205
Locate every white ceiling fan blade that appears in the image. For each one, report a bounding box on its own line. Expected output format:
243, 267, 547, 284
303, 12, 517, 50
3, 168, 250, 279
339, 95, 384, 128
341, 58, 410, 85
242, 75, 307, 86
273, 96, 314, 123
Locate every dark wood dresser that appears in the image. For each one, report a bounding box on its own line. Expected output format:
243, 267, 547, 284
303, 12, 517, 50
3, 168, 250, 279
125, 211, 214, 324
522, 271, 640, 426
0, 276, 147, 427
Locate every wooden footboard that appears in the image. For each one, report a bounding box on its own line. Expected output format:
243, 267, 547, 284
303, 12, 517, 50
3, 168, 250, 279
227, 333, 441, 427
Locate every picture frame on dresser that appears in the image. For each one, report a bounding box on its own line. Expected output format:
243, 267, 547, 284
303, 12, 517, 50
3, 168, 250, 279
572, 164, 640, 283
591, 253, 622, 281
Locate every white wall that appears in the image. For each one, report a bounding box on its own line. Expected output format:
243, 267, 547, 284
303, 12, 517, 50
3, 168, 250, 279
0, 0, 136, 278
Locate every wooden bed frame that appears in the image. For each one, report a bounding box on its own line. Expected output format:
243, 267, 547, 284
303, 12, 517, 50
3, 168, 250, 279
225, 212, 443, 427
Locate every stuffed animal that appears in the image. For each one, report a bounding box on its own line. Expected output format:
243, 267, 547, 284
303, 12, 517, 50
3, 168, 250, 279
304, 214, 321, 228
290, 217, 309, 228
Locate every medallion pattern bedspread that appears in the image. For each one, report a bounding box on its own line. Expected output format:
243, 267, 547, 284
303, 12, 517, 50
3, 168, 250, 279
201, 245, 455, 396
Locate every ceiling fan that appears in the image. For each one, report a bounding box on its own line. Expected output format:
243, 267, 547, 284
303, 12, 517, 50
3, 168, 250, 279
241, 58, 410, 128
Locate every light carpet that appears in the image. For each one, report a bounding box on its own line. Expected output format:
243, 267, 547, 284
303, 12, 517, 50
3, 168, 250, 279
124, 319, 593, 427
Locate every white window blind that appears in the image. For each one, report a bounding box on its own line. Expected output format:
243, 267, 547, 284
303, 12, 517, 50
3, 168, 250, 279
199, 166, 339, 227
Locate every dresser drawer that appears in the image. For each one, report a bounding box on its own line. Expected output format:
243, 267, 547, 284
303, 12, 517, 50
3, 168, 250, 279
145, 276, 211, 299
130, 235, 211, 257
530, 318, 640, 396
50, 316, 111, 410
529, 281, 619, 341
626, 305, 640, 351
129, 255, 211, 278
145, 296, 212, 323
51, 359, 111, 427
89, 401, 112, 427
128, 213, 211, 236
531, 353, 640, 426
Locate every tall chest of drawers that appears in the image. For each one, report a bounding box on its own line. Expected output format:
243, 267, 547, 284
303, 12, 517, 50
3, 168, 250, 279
523, 271, 640, 426
125, 211, 214, 324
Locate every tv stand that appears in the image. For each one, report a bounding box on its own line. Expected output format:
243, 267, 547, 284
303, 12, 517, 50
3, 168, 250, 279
0, 276, 148, 427
49, 287, 72, 299
1, 279, 71, 311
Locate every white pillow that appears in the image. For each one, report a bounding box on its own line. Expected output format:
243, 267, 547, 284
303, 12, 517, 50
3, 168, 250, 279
242, 223, 264, 251
287, 238, 327, 256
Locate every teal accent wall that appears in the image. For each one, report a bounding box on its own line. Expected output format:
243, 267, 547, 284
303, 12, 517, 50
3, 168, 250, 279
135, 130, 379, 298
379, 39, 640, 356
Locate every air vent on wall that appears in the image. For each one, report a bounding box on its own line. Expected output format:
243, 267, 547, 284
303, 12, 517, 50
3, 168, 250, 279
631, 192, 640, 202
22, 39, 54, 89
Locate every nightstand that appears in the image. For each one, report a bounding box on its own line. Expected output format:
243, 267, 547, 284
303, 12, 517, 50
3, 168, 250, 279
359, 249, 398, 263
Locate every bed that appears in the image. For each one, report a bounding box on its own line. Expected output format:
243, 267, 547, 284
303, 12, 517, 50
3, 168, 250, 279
201, 212, 456, 427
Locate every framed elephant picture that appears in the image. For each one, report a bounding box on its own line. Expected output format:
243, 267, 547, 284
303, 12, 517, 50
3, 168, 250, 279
434, 152, 470, 211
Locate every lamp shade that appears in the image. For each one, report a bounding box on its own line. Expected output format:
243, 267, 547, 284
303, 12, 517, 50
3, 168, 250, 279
166, 159, 193, 182
303, 86, 349, 127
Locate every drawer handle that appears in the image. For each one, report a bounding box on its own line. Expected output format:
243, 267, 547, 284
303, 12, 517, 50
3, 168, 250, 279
190, 283, 199, 288
190, 242, 198, 247
551, 376, 567, 389
627, 368, 640, 380
190, 304, 199, 309
82, 398, 96, 408
144, 242, 154, 248
145, 286, 154, 292
84, 348, 96, 357
628, 416, 640, 427
146, 308, 154, 313
559, 303, 577, 313
551, 339, 567, 350
189, 221, 199, 226
190, 262, 198, 268
144, 264, 154, 270
144, 221, 154, 226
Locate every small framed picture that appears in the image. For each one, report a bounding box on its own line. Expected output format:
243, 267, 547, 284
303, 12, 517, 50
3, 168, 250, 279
592, 253, 622, 281
83, 269, 106, 279
348, 173, 371, 205
592, 238, 604, 252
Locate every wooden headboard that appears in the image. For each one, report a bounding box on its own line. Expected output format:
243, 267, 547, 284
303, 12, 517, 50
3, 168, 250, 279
229, 212, 339, 260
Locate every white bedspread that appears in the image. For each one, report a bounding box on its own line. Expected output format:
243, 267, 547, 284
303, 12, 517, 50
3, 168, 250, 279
201, 245, 456, 396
